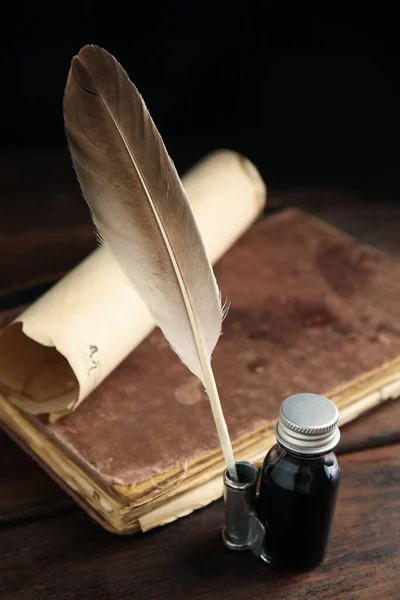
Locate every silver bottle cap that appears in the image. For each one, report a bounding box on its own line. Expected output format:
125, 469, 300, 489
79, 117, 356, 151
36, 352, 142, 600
275, 393, 340, 455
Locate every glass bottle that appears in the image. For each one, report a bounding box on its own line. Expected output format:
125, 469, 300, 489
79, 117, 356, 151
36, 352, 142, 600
258, 393, 341, 571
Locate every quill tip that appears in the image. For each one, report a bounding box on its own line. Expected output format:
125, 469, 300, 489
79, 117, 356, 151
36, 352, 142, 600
67, 45, 129, 100
68, 46, 102, 95
68, 58, 91, 94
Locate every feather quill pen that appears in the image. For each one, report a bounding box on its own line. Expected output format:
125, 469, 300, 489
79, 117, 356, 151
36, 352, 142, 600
64, 45, 238, 480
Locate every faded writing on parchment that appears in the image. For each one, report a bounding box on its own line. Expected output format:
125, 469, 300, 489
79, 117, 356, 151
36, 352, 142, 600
88, 345, 99, 375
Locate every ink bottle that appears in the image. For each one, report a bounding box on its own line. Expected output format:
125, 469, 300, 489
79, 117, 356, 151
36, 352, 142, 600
258, 393, 341, 571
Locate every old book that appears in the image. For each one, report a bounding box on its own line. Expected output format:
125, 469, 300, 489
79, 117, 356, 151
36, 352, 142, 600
1, 208, 400, 533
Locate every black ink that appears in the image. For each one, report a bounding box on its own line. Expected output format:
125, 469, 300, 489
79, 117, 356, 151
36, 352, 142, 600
258, 444, 340, 571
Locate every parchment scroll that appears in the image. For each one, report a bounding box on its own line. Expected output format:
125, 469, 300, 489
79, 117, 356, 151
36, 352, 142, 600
0, 151, 266, 416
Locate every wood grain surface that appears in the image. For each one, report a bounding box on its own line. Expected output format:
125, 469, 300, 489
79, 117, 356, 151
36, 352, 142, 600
0, 156, 399, 599
0, 443, 398, 600
0, 154, 95, 298
338, 397, 400, 454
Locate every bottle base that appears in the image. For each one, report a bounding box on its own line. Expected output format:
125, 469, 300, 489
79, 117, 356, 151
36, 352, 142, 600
260, 550, 325, 572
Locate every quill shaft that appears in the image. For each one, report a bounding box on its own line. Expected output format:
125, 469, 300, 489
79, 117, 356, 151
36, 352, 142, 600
202, 363, 236, 471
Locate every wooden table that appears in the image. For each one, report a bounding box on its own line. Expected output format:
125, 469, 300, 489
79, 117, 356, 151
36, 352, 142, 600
0, 155, 399, 599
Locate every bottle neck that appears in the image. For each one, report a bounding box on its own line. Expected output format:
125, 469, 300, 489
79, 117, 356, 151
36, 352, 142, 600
276, 441, 333, 460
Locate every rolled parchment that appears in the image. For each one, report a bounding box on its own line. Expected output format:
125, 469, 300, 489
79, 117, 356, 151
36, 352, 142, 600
0, 151, 266, 416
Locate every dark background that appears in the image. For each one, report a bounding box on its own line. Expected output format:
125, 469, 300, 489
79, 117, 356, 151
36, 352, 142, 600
1, 4, 400, 194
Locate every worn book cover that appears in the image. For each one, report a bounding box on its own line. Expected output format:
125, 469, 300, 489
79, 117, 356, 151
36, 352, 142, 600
1, 208, 400, 533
